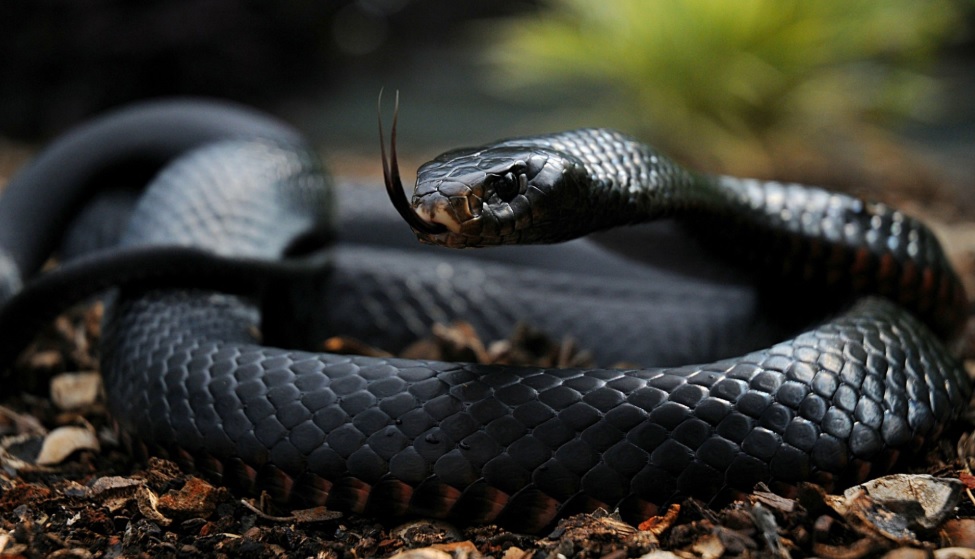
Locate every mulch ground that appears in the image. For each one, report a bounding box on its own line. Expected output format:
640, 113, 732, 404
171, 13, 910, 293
2, 275, 974, 559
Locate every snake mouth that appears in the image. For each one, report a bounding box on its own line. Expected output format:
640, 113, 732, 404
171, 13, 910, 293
379, 91, 447, 236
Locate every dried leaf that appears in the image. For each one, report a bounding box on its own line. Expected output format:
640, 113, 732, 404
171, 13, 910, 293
323, 336, 392, 358
501, 547, 529, 559
90, 476, 143, 496
239, 498, 295, 522
35, 425, 99, 465
291, 506, 343, 524
634, 551, 683, 559
0, 405, 46, 437
430, 321, 489, 363
92, 477, 141, 513
387, 549, 453, 559
941, 519, 975, 549
135, 485, 171, 526
812, 536, 885, 559
50, 372, 102, 410
392, 519, 463, 547
933, 548, 975, 559
844, 474, 964, 530
430, 541, 479, 554
690, 532, 725, 559
638, 503, 680, 534
157, 477, 218, 520
27, 349, 63, 370
751, 503, 790, 559
878, 547, 928, 559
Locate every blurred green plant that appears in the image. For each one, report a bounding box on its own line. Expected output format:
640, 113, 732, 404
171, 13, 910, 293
487, 0, 966, 174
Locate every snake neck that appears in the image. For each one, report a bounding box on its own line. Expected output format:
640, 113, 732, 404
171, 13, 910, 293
502, 129, 723, 223
701, 176, 968, 339
544, 130, 966, 338
415, 128, 966, 339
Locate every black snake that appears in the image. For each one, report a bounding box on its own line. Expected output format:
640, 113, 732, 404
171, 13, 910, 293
0, 99, 969, 532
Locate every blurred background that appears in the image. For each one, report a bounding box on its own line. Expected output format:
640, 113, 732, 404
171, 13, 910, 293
0, 0, 973, 220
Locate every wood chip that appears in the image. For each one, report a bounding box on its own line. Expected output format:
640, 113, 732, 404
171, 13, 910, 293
753, 490, 797, 513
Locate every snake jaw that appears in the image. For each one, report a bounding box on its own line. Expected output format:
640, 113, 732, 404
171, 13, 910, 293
413, 187, 467, 233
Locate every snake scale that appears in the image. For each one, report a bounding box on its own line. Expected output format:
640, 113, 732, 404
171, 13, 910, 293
0, 99, 969, 532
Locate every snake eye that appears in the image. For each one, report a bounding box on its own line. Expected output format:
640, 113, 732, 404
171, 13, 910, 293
492, 165, 528, 204
496, 172, 520, 202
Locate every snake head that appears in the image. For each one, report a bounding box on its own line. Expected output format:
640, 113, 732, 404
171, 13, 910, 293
380, 93, 595, 247
408, 145, 590, 247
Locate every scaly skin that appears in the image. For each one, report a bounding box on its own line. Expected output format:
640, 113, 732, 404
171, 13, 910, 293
104, 128, 967, 531
410, 128, 966, 338
1, 110, 968, 533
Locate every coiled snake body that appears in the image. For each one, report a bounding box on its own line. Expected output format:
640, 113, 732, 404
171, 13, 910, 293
0, 100, 968, 532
